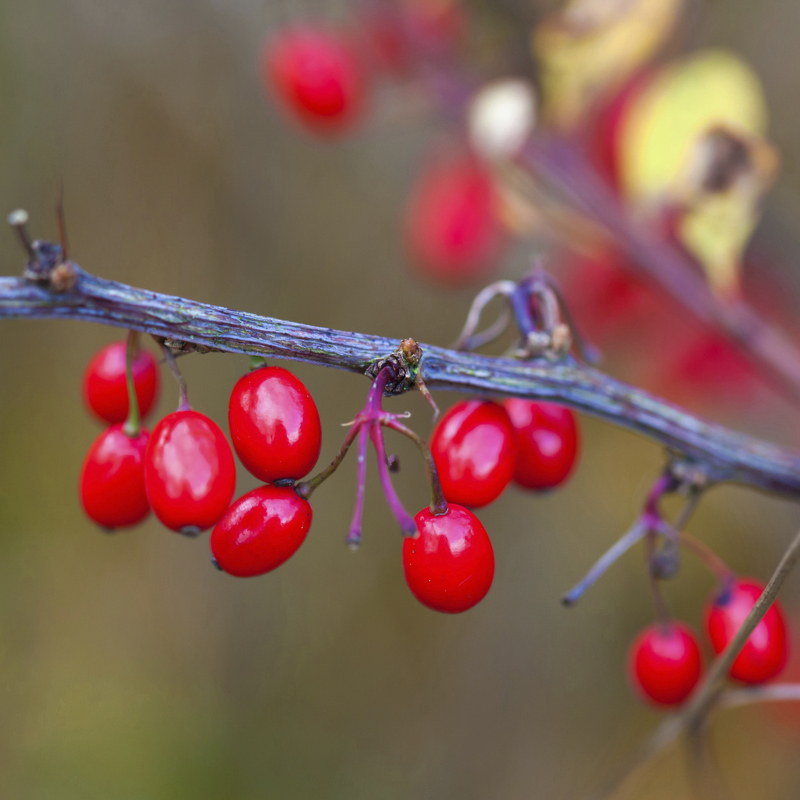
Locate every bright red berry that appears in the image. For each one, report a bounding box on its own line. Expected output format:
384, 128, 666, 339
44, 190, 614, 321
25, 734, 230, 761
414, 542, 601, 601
83, 341, 159, 424
79, 425, 150, 529
228, 366, 322, 483
404, 153, 504, 284
705, 578, 789, 684
430, 400, 517, 508
503, 399, 579, 490
210, 485, 312, 577
628, 622, 703, 706
263, 26, 367, 134
403, 504, 494, 613
144, 410, 236, 533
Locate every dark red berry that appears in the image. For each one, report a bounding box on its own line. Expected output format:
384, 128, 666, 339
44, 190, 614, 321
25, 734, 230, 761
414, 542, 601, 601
228, 366, 322, 482
83, 341, 159, 424
79, 425, 150, 529
404, 152, 504, 284
263, 26, 367, 134
210, 485, 312, 577
504, 399, 579, 490
144, 410, 236, 533
430, 400, 516, 508
628, 622, 703, 706
705, 578, 789, 684
403, 504, 494, 613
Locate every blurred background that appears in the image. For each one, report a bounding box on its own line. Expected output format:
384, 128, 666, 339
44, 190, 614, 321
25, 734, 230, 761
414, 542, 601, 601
2, 0, 800, 798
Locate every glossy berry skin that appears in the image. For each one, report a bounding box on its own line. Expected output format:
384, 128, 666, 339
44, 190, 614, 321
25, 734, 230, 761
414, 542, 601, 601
144, 410, 236, 533
83, 341, 160, 424
705, 578, 789, 684
629, 622, 703, 706
228, 366, 322, 483
403, 504, 494, 613
210, 485, 312, 577
430, 400, 517, 508
263, 26, 367, 134
79, 425, 150, 529
404, 153, 504, 285
504, 400, 580, 490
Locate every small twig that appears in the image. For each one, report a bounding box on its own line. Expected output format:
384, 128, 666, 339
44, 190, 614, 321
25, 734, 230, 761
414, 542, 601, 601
562, 522, 648, 606
718, 683, 800, 709
155, 337, 190, 411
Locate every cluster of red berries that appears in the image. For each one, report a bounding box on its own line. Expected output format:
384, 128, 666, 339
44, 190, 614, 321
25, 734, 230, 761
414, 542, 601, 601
78, 339, 585, 617
431, 398, 579, 507
403, 398, 579, 614
629, 578, 789, 706
80, 345, 318, 575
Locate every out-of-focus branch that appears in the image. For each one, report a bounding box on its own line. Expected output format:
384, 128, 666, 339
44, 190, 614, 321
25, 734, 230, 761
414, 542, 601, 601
522, 136, 800, 406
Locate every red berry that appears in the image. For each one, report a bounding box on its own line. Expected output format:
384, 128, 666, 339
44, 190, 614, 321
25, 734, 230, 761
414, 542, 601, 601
144, 410, 236, 533
83, 341, 160, 424
430, 400, 517, 508
404, 152, 504, 284
79, 425, 150, 529
210, 485, 312, 577
628, 622, 703, 706
705, 578, 789, 684
228, 366, 322, 483
504, 400, 579, 490
263, 26, 367, 134
403, 504, 494, 613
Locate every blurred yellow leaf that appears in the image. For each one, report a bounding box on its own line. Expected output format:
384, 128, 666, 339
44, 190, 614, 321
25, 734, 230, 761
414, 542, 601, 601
618, 50, 768, 204
676, 128, 778, 297
534, 0, 684, 127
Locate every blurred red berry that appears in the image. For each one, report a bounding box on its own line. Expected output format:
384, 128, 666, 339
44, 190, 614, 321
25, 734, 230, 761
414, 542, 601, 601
629, 622, 703, 706
430, 400, 517, 508
83, 341, 159, 425
404, 153, 504, 284
228, 366, 321, 483
403, 504, 494, 613
211, 485, 312, 577
79, 425, 150, 529
144, 410, 236, 534
504, 400, 579, 490
705, 578, 789, 684
263, 26, 367, 134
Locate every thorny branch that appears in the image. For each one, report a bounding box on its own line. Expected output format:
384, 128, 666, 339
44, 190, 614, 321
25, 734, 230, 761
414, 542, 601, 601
4, 257, 800, 496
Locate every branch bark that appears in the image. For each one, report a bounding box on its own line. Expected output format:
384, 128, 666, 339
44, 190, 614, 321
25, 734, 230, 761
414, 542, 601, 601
3, 266, 800, 496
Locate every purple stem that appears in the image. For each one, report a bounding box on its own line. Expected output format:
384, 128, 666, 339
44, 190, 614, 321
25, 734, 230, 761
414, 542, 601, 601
369, 422, 417, 536
346, 426, 370, 549
562, 522, 648, 607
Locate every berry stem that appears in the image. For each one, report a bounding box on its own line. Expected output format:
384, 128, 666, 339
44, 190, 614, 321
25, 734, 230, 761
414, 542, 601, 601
295, 421, 362, 500
369, 422, 417, 536
249, 355, 267, 371
562, 521, 648, 606
384, 418, 448, 516
122, 330, 142, 438
643, 530, 672, 630
157, 339, 190, 411
674, 529, 736, 585
346, 426, 369, 549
